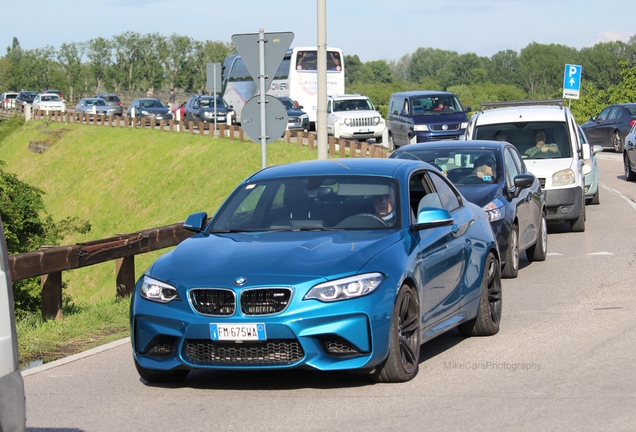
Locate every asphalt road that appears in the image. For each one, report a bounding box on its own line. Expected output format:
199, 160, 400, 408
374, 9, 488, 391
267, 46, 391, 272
22, 150, 636, 431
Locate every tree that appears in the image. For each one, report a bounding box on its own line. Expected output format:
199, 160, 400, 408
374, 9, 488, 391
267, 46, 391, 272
518, 42, 578, 98
389, 54, 411, 83
155, 34, 193, 92
578, 41, 629, 91
343, 54, 373, 86
57, 42, 84, 102
487, 49, 521, 87
366, 60, 393, 84
438, 52, 487, 89
188, 40, 235, 93
86, 37, 113, 94
408, 48, 457, 83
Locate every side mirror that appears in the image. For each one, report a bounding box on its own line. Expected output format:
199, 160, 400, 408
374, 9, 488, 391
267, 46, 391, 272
581, 143, 591, 160
592, 145, 603, 155
400, 109, 408, 117
415, 208, 454, 231
513, 174, 536, 193
464, 106, 472, 112
183, 212, 208, 233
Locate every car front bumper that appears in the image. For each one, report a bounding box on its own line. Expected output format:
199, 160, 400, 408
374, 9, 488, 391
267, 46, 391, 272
131, 284, 394, 373
544, 186, 583, 222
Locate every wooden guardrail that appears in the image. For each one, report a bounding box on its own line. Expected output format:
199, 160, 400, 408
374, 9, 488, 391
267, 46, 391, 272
1, 106, 389, 158
7, 222, 193, 320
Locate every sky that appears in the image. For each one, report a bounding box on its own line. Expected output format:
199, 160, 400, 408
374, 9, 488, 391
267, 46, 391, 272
2, 0, 635, 63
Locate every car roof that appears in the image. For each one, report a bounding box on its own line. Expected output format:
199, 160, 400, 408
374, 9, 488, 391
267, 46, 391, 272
328, 94, 370, 100
246, 158, 431, 182
473, 105, 568, 125
392, 140, 507, 154
391, 91, 457, 98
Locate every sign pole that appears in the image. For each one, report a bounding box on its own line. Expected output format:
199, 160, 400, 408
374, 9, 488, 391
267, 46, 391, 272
259, 29, 267, 169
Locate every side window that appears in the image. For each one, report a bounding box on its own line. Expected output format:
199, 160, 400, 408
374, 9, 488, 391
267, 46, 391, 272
428, 171, 461, 212
327, 100, 332, 113
402, 99, 410, 116
504, 149, 520, 189
389, 97, 398, 115
597, 107, 611, 121
609, 107, 622, 120
508, 146, 526, 174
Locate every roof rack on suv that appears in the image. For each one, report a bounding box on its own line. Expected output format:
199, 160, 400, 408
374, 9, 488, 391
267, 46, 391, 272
480, 99, 565, 111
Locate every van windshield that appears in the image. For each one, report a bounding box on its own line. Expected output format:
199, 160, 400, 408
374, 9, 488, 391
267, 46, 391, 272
411, 95, 463, 115
474, 122, 572, 159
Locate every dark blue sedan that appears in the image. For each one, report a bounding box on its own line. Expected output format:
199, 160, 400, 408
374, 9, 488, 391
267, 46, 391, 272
391, 140, 547, 278
127, 98, 173, 123
130, 158, 501, 383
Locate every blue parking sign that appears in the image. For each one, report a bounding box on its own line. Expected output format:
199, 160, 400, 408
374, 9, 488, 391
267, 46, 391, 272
563, 64, 582, 100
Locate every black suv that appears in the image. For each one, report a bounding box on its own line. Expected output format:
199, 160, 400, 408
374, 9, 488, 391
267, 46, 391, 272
183, 95, 236, 125
15, 90, 38, 107
95, 93, 123, 116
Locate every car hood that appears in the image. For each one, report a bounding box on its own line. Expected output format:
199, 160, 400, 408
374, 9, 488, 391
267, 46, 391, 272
199, 107, 232, 114
286, 109, 307, 117
138, 107, 170, 114
148, 230, 402, 285
523, 158, 576, 180
412, 111, 468, 124
455, 183, 503, 208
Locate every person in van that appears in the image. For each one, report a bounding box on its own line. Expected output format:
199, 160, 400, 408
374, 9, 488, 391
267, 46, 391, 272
525, 129, 560, 157
473, 154, 496, 180
433, 98, 449, 111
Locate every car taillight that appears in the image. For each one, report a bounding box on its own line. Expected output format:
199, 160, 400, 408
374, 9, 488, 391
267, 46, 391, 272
118, 101, 122, 105
630, 119, 636, 127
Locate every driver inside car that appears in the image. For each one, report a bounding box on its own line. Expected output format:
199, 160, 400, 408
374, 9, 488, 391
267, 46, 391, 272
525, 129, 560, 157
373, 186, 396, 225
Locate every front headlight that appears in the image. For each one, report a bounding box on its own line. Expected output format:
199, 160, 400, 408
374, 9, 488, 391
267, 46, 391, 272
552, 168, 575, 186
460, 122, 468, 129
414, 125, 429, 131
140, 275, 180, 303
204, 111, 214, 118
373, 116, 381, 126
304, 273, 384, 302
141, 110, 151, 115
483, 199, 505, 222
300, 114, 309, 119
344, 118, 351, 126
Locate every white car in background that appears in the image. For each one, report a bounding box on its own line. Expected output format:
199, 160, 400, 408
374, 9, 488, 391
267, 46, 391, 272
32, 93, 66, 112
327, 94, 385, 143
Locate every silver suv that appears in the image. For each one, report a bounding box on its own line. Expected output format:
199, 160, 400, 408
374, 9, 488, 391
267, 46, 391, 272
327, 94, 385, 143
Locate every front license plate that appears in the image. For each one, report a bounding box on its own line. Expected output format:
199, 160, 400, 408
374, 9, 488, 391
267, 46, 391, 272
210, 323, 267, 341
358, 128, 371, 133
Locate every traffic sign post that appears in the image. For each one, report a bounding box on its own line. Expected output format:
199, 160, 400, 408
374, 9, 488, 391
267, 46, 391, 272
206, 62, 222, 132
232, 30, 294, 168
563, 64, 582, 100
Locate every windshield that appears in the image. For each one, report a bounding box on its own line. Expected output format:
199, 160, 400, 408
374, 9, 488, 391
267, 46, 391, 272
411, 95, 463, 115
474, 122, 571, 159
394, 148, 500, 184
141, 99, 167, 108
280, 98, 298, 110
209, 176, 400, 231
41, 95, 61, 101
333, 99, 373, 112
295, 50, 342, 72
199, 97, 228, 109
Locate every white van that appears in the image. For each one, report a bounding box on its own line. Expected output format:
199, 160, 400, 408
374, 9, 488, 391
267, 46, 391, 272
464, 100, 590, 232
0, 217, 26, 431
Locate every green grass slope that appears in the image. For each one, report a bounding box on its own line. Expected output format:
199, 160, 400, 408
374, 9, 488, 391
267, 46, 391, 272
0, 120, 317, 304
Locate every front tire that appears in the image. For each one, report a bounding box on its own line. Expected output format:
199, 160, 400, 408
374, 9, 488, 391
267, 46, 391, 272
501, 224, 519, 279
526, 212, 547, 262
613, 131, 624, 153
458, 252, 502, 337
570, 204, 585, 232
134, 358, 189, 383
624, 153, 636, 181
388, 133, 397, 150
371, 284, 420, 383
